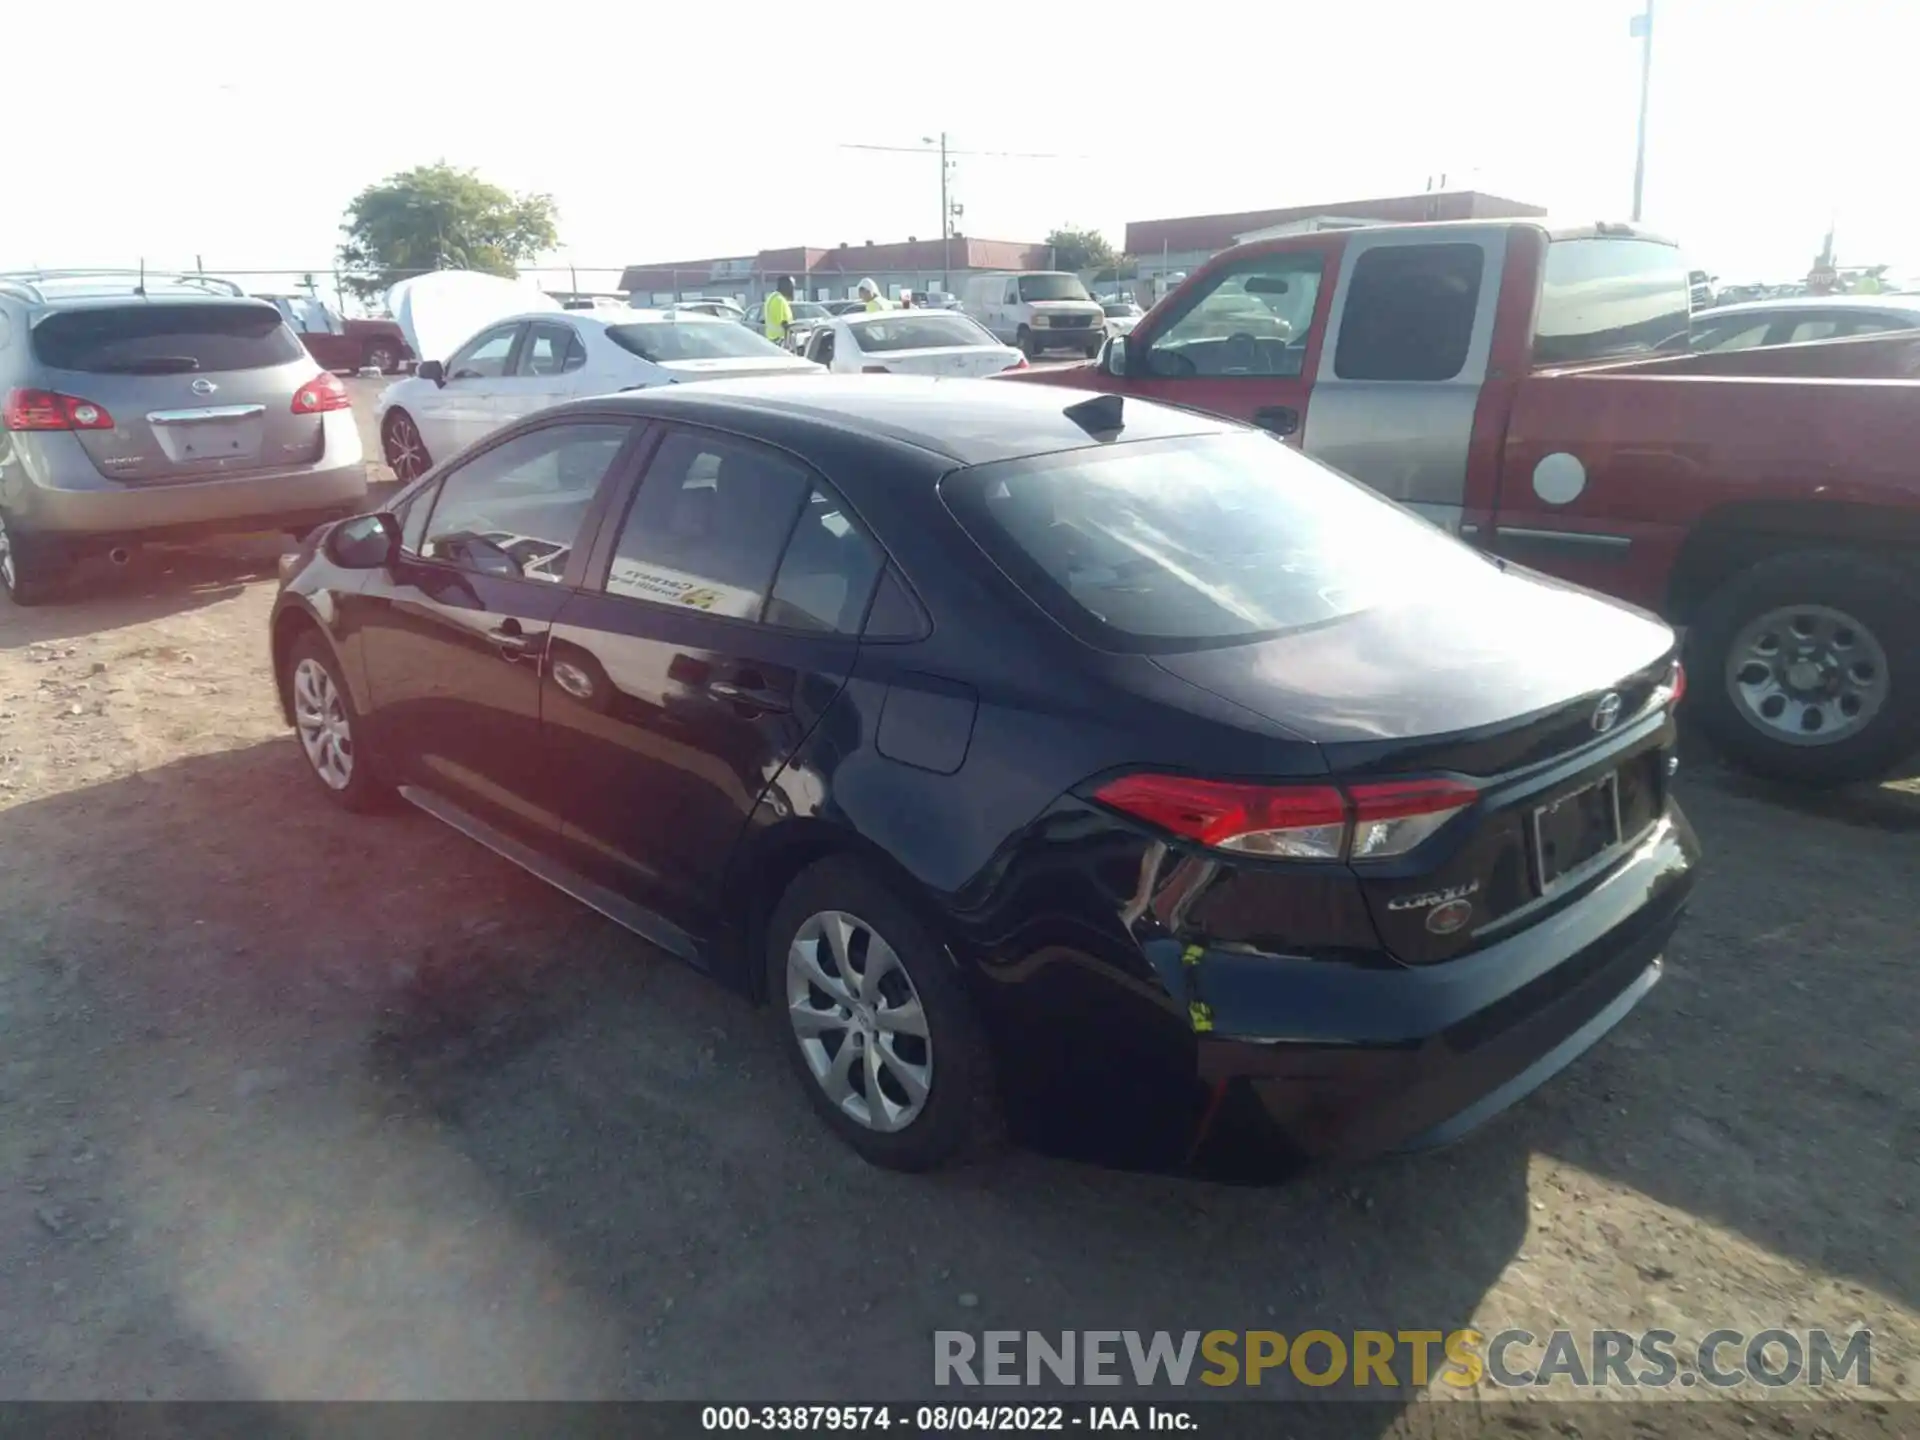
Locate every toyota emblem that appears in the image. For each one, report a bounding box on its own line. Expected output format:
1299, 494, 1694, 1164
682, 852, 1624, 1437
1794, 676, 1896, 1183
190, 377, 218, 396
1425, 898, 1474, 936
1591, 691, 1623, 733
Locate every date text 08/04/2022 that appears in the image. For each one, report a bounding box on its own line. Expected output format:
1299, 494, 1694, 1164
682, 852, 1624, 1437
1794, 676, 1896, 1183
701, 1406, 1193, 1432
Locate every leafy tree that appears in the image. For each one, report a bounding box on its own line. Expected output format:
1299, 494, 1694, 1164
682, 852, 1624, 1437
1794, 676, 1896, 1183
1045, 225, 1118, 275
337, 163, 559, 301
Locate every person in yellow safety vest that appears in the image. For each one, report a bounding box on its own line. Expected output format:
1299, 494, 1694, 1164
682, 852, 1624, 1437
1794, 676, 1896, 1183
764, 275, 796, 345
858, 277, 893, 312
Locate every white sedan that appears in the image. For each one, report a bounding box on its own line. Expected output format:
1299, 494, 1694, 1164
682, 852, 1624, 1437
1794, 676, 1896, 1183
798, 310, 1028, 377
375, 274, 821, 479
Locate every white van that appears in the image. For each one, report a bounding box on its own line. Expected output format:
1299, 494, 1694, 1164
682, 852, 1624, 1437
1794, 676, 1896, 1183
960, 271, 1106, 358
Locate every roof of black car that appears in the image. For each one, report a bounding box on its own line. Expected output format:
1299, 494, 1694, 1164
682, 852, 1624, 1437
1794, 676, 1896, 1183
574, 374, 1240, 465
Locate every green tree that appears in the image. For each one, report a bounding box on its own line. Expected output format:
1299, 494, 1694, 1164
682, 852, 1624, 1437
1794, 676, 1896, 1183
337, 162, 559, 301
1045, 225, 1118, 275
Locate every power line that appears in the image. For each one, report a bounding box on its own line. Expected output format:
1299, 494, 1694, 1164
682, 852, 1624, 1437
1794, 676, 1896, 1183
839, 142, 1083, 160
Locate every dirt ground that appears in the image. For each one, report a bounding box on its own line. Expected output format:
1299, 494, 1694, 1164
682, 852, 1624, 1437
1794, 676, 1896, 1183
0, 389, 1915, 1424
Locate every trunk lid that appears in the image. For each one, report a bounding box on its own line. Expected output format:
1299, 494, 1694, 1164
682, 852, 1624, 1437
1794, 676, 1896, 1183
29, 301, 331, 483
1152, 569, 1678, 965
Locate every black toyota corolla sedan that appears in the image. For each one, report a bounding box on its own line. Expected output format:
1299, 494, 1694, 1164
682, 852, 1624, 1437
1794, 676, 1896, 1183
269, 376, 1698, 1178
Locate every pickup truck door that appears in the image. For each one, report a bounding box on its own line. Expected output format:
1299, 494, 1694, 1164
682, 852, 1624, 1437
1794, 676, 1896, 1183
1116, 237, 1342, 447
1298, 227, 1508, 534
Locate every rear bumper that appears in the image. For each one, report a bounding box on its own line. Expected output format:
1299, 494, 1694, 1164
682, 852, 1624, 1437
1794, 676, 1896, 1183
6, 415, 366, 543
1187, 807, 1697, 1176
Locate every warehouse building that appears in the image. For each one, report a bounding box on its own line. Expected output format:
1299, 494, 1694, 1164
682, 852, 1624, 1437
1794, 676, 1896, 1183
618, 236, 1054, 309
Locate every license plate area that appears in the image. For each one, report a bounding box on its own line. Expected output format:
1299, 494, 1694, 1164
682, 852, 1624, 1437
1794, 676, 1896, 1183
1533, 770, 1623, 894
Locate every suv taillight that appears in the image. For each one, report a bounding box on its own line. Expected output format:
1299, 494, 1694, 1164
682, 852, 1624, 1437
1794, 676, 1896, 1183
1093, 773, 1480, 862
2, 388, 115, 432
292, 372, 351, 414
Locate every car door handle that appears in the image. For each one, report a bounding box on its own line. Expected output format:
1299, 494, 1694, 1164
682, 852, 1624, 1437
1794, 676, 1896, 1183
1254, 405, 1300, 437
486, 622, 542, 659
707, 678, 791, 713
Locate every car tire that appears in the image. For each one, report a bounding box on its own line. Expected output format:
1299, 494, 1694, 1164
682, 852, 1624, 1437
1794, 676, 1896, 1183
1016, 326, 1037, 359
767, 857, 998, 1172
285, 630, 390, 812
1686, 548, 1920, 787
0, 511, 70, 607
381, 408, 430, 481
366, 343, 399, 374
1085, 340, 1103, 359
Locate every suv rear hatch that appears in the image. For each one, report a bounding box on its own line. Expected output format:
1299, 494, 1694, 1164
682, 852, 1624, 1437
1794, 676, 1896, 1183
29, 301, 329, 483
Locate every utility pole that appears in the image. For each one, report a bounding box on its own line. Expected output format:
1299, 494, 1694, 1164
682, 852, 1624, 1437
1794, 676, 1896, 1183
924, 133, 952, 296
1630, 0, 1655, 222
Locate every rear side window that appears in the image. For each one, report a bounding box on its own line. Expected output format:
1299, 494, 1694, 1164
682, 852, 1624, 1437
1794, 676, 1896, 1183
606, 321, 786, 363
850, 315, 996, 352
1333, 244, 1484, 381
1534, 238, 1692, 366
765, 489, 885, 634
942, 432, 1495, 653
31, 303, 305, 374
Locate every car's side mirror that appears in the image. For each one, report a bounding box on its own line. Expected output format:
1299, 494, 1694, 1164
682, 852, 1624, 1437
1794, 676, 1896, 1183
416, 359, 446, 385
1102, 335, 1128, 377
325, 512, 400, 570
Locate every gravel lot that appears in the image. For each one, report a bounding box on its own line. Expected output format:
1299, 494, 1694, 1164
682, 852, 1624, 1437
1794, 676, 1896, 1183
0, 384, 1914, 1426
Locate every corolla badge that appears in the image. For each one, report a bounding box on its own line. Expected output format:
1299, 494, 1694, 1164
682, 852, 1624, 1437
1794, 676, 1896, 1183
190, 377, 218, 396
1385, 879, 1479, 913
1591, 691, 1623, 733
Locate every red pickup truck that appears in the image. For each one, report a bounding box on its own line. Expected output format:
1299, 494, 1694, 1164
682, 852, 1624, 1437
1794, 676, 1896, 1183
261, 295, 412, 375
1010, 219, 1920, 787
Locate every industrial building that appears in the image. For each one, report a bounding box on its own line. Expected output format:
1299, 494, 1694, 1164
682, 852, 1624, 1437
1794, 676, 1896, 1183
617, 236, 1054, 309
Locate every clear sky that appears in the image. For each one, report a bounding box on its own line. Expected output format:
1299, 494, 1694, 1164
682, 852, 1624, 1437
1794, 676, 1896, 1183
8, 0, 1912, 292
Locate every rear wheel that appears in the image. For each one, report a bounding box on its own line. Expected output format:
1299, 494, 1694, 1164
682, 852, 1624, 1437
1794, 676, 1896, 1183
381, 408, 430, 481
767, 858, 997, 1172
0, 511, 70, 607
1686, 549, 1920, 786
365, 341, 400, 374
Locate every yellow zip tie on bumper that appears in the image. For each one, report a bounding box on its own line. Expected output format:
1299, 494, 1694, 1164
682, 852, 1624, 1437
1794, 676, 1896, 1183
1181, 943, 1205, 967
1188, 1000, 1214, 1033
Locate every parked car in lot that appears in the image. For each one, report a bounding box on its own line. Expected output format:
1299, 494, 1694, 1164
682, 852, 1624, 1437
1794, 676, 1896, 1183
1101, 300, 1145, 338
961, 270, 1107, 358
269, 376, 1696, 1176
374, 279, 821, 480
1690, 295, 1920, 353
673, 297, 748, 322
1010, 219, 1920, 787
0, 272, 365, 604
798, 310, 1027, 376
259, 294, 412, 374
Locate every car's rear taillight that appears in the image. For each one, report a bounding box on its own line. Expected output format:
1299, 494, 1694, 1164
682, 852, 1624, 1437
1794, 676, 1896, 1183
1093, 773, 1480, 862
1665, 659, 1687, 708
292, 372, 351, 414
2, 387, 115, 431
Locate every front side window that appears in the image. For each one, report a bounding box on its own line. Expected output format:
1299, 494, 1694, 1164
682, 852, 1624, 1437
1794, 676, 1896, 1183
447, 324, 520, 380
942, 432, 1495, 653
1534, 238, 1692, 366
1144, 254, 1325, 379
421, 422, 632, 580
603, 429, 813, 618
1333, 243, 1485, 382
1690, 315, 1773, 353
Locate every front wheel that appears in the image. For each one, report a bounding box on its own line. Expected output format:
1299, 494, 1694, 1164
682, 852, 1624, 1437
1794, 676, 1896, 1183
381, 408, 430, 481
1016, 326, 1037, 359
286, 631, 390, 812
1686, 549, 1920, 786
768, 858, 997, 1172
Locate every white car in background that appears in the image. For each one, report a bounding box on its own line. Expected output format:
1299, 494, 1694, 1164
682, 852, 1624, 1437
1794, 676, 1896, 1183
1101, 300, 1145, 338
797, 310, 1028, 377
375, 272, 820, 479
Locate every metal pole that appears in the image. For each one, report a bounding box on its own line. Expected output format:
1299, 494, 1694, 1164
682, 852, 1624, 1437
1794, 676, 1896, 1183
940, 132, 950, 296
1631, 0, 1655, 222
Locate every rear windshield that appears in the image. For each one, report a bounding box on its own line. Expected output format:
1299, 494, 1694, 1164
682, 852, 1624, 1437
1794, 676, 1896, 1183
850, 314, 996, 352
1017, 274, 1091, 303
1533, 238, 1693, 366
606, 320, 789, 363
942, 432, 1493, 653
31, 302, 304, 374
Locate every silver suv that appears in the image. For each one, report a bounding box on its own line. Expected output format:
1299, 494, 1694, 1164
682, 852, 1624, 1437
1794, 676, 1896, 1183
0, 272, 368, 605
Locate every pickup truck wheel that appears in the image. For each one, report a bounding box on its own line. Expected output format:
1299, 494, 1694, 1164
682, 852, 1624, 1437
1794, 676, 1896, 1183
1687, 550, 1920, 786
365, 342, 400, 374
381, 409, 430, 481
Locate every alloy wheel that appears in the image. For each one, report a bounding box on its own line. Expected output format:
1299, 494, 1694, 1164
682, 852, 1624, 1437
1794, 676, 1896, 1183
786, 909, 933, 1133
369, 345, 397, 373
1725, 603, 1890, 746
384, 415, 426, 480
292, 657, 355, 790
